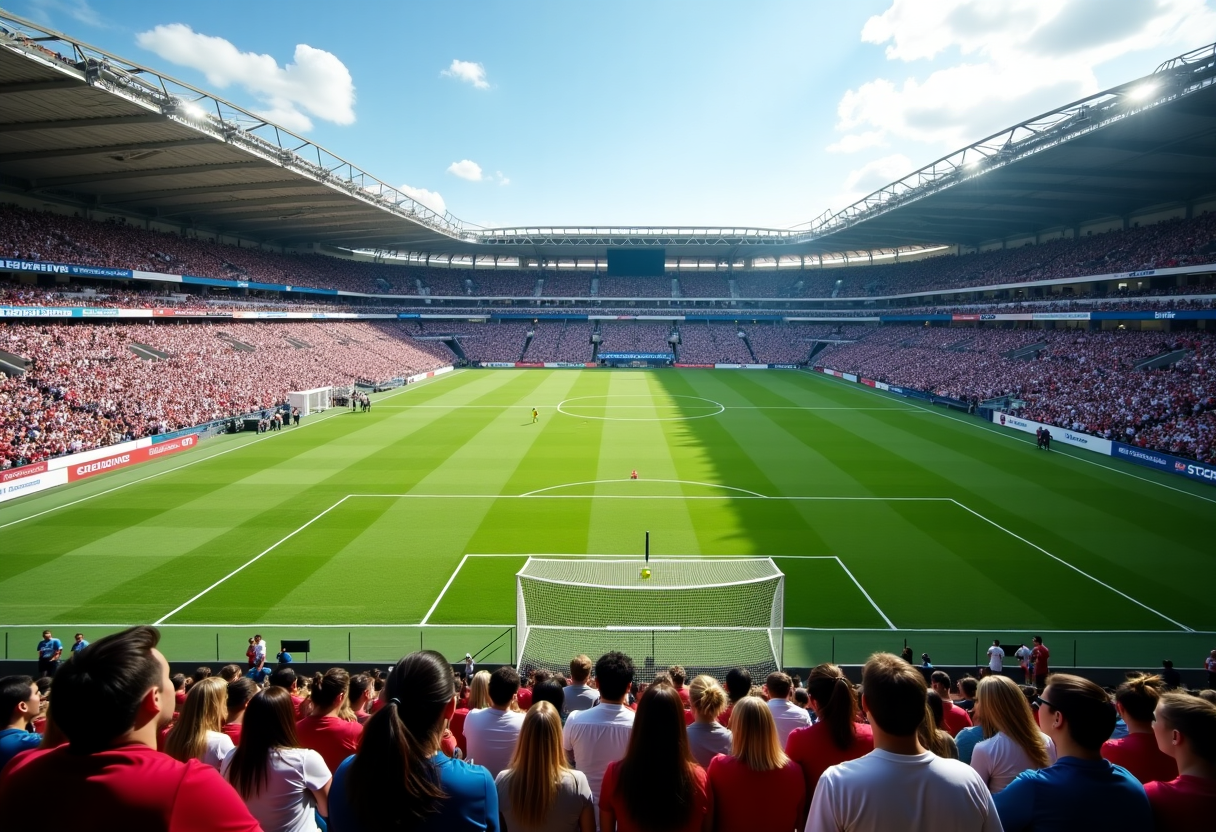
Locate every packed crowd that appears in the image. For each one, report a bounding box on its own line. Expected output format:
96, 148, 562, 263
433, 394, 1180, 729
525, 323, 595, 364
677, 323, 755, 365
0, 321, 452, 469
2, 627, 1215, 831
597, 322, 674, 355
814, 326, 1216, 462
3, 203, 1216, 303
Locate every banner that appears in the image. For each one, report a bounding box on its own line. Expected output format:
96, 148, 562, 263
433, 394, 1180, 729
0, 467, 68, 503
1111, 442, 1216, 485
598, 352, 672, 360
479, 362, 516, 368
990, 412, 1112, 456
674, 363, 714, 368
875, 381, 890, 391
68, 435, 198, 482
843, 373, 858, 383
543, 362, 596, 368
1, 258, 132, 278
714, 363, 743, 369
769, 364, 800, 370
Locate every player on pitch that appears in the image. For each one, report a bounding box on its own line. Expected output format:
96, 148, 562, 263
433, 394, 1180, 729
532, 407, 539, 424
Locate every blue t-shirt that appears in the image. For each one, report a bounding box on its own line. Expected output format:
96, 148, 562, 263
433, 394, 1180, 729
71, 640, 88, 653
36, 639, 62, 660
0, 728, 42, 771
955, 724, 985, 765
993, 755, 1150, 832
328, 750, 498, 832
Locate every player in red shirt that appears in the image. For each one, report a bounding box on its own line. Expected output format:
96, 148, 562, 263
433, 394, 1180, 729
708, 696, 805, 832
0, 625, 259, 832
1031, 636, 1050, 691
1145, 692, 1216, 831
295, 667, 363, 774
785, 663, 874, 815
1102, 673, 1178, 784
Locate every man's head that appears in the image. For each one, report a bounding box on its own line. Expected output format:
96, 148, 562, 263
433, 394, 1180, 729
1033, 636, 1043, 646
668, 665, 687, 688
594, 651, 635, 702
992, 640, 1000, 647
41, 631, 51, 640
570, 654, 592, 684
488, 665, 521, 707
270, 666, 298, 692
74, 633, 84, 643
1037, 673, 1118, 751
861, 652, 929, 738
253, 634, 262, 644
929, 670, 952, 697
725, 667, 752, 703
764, 672, 793, 701
958, 677, 978, 700
50, 625, 172, 753
0, 675, 39, 729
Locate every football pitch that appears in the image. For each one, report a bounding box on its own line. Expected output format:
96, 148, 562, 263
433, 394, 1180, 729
1, 368, 1213, 670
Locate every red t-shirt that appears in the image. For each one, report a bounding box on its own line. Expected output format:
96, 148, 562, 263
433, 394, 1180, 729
291, 694, 308, 719
676, 686, 690, 707
440, 728, 458, 758
784, 720, 874, 811
296, 714, 363, 774
1144, 774, 1216, 832
175, 691, 187, 710
717, 704, 735, 728
601, 760, 711, 832
1102, 732, 1178, 784
1031, 645, 1050, 676
221, 722, 242, 746
0, 743, 259, 831
940, 702, 973, 737
450, 708, 471, 755
707, 754, 804, 832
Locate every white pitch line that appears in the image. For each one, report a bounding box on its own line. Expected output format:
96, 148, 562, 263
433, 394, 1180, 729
9, 622, 1207, 633
153, 496, 352, 625
345, 493, 951, 501
783, 627, 1208, 633
420, 553, 470, 625
519, 479, 769, 498
950, 499, 1193, 632
464, 553, 839, 559
0, 368, 469, 531
832, 556, 896, 629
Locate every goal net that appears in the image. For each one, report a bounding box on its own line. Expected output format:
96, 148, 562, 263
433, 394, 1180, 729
516, 558, 784, 679
288, 387, 335, 416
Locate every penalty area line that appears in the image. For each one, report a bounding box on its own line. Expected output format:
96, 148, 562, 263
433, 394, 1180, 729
832, 556, 896, 629
420, 554, 470, 625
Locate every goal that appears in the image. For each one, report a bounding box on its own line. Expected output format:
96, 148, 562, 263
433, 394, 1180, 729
288, 387, 335, 416
516, 558, 784, 679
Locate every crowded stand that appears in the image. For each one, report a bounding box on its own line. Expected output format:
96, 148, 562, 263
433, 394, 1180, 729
2, 628, 1215, 830
456, 322, 531, 364
597, 321, 674, 355
677, 274, 732, 298
0, 320, 452, 469
539, 274, 593, 297
525, 321, 595, 363
594, 276, 671, 298
678, 323, 755, 365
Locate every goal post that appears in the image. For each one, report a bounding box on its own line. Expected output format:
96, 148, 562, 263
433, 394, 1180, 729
288, 387, 335, 416
516, 558, 784, 679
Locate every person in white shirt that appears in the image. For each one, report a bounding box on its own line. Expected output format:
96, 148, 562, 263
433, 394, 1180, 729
807, 652, 1002, 832
987, 641, 1006, 675
764, 671, 811, 748
969, 675, 1055, 794
223, 686, 332, 832
164, 676, 235, 771
463, 665, 525, 777
1014, 644, 1033, 684
563, 654, 601, 715
253, 634, 267, 671
564, 651, 636, 825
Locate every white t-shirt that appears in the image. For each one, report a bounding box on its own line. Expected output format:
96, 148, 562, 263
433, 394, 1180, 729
463, 706, 525, 778
201, 730, 236, 771
562, 683, 601, 714
768, 698, 812, 749
253, 640, 267, 665
808, 749, 1001, 832
563, 703, 635, 812
987, 647, 1005, 672
1014, 646, 1033, 667
969, 730, 1057, 794
221, 747, 331, 832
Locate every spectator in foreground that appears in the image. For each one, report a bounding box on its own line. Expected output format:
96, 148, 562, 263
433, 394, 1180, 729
531, 679, 566, 722
764, 671, 811, 748
993, 673, 1151, 831
785, 663, 874, 813
1144, 692, 1216, 830
0, 675, 42, 770
223, 677, 259, 746
563, 654, 600, 715
165, 676, 236, 771
687, 675, 732, 768
296, 668, 363, 775
564, 651, 636, 821
464, 665, 525, 777
0, 626, 259, 830
969, 675, 1056, 794
807, 653, 998, 832
223, 686, 332, 832
328, 650, 497, 831
1102, 673, 1178, 784
719, 668, 751, 728
496, 701, 595, 832
600, 684, 712, 832
709, 695, 805, 832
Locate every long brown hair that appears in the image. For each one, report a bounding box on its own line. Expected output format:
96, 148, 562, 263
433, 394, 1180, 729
918, 691, 955, 759
1114, 673, 1165, 723
1157, 692, 1216, 764
976, 675, 1050, 769
614, 684, 699, 832
310, 668, 350, 712
347, 651, 454, 828
225, 687, 302, 799
166, 676, 228, 763
806, 663, 858, 751
729, 696, 789, 771
501, 702, 569, 825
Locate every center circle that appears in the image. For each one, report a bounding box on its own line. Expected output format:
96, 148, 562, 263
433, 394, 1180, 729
556, 395, 725, 422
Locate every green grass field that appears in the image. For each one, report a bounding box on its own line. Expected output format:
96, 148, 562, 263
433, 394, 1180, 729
1, 368, 1213, 670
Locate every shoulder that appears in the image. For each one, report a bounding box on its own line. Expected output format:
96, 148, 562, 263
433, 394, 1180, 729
706, 754, 731, 775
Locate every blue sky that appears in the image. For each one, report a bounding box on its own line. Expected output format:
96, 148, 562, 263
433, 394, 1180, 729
12, 0, 1216, 229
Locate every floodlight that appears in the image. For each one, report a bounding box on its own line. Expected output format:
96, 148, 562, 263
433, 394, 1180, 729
1126, 83, 1157, 102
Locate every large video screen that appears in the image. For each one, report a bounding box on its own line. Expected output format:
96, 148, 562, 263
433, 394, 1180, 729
606, 249, 666, 276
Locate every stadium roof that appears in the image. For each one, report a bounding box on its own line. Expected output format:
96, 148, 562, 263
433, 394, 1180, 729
1, 11, 1215, 263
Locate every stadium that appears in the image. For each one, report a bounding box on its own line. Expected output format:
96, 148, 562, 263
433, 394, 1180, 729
0, 5, 1215, 828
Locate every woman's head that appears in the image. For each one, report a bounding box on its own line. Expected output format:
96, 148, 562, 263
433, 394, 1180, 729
616, 684, 697, 832
531, 679, 564, 714
976, 675, 1050, 769
310, 668, 350, 711
1153, 692, 1216, 764
504, 701, 568, 826
226, 677, 259, 721
468, 670, 492, 710
1114, 673, 1165, 724
729, 695, 788, 772
165, 676, 227, 763
225, 686, 300, 799
1038, 674, 1118, 751
807, 663, 859, 751
688, 675, 727, 721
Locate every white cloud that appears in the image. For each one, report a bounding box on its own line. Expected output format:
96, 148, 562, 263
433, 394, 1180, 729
135, 24, 356, 132
30, 0, 106, 28
399, 184, 447, 216
442, 59, 490, 89
447, 159, 484, 181
844, 153, 915, 193
495, 171, 510, 186
832, 0, 1216, 151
